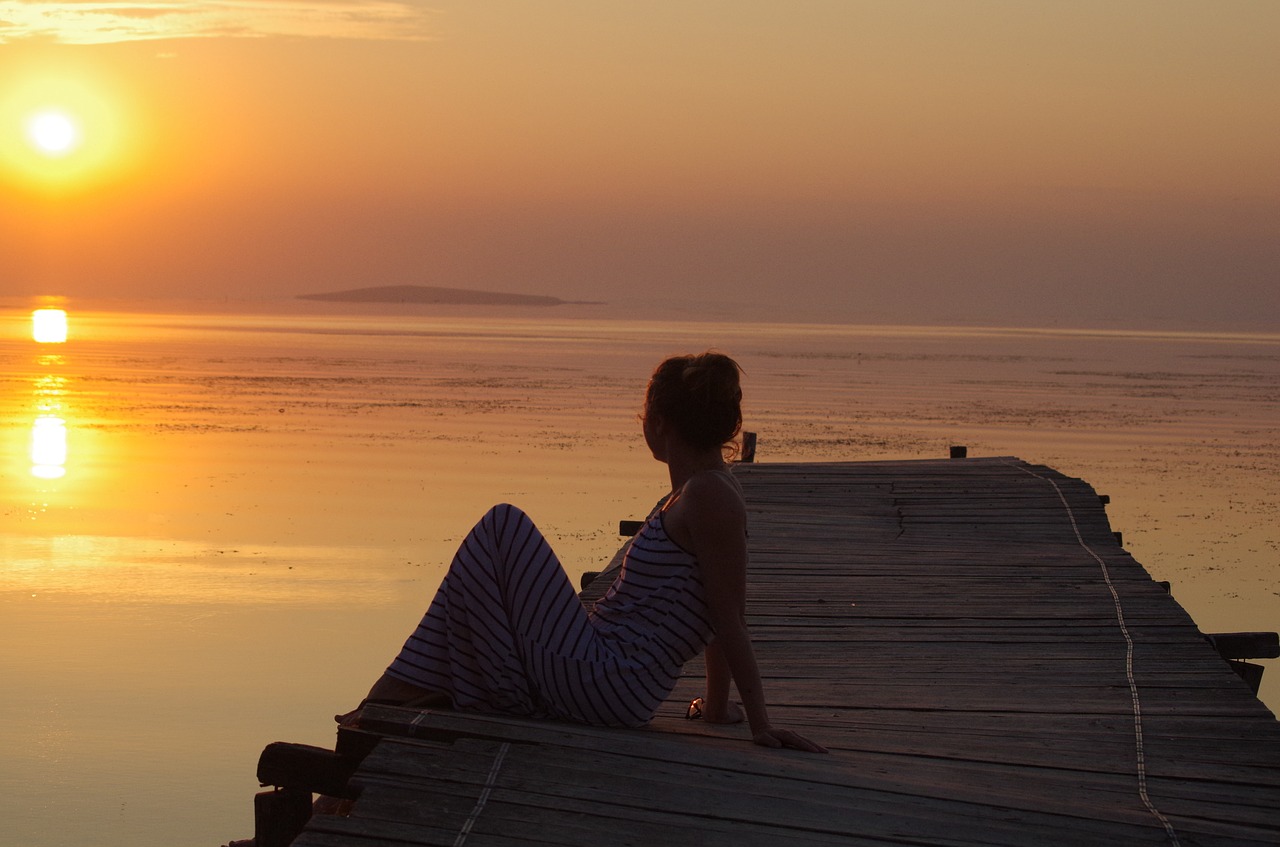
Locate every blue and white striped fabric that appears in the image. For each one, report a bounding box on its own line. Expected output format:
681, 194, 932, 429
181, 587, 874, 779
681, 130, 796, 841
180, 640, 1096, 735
385, 502, 713, 727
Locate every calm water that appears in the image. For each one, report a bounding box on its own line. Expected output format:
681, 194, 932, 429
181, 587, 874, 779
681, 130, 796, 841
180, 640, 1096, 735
2, 301, 1277, 846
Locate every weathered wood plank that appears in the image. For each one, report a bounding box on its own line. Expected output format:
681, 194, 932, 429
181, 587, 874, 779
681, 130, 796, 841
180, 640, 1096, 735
347, 735, 1170, 844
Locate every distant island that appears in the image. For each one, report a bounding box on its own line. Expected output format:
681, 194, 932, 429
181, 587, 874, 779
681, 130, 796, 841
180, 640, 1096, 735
298, 285, 595, 307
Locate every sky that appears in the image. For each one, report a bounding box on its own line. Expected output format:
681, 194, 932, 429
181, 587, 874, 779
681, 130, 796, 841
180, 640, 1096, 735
1, 1, 1277, 328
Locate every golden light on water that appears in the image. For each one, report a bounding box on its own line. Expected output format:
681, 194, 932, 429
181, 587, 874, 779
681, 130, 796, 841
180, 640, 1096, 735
33, 309, 68, 343
31, 415, 68, 479
30, 370, 69, 479
33, 373, 66, 407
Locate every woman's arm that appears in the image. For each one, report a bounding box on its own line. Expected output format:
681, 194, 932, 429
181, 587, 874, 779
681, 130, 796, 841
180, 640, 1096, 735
701, 638, 743, 724
682, 475, 827, 753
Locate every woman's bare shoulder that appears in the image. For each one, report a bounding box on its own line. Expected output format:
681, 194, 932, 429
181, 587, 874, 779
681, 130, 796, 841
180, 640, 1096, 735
683, 467, 741, 493
680, 469, 745, 518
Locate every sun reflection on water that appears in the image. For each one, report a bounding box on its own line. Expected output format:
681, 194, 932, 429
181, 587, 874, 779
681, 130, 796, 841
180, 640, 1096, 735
31, 415, 68, 479
33, 373, 66, 408
27, 312, 72, 480
32, 309, 68, 343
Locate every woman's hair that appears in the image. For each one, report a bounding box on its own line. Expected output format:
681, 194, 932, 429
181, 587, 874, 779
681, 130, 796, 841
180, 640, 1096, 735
644, 351, 743, 452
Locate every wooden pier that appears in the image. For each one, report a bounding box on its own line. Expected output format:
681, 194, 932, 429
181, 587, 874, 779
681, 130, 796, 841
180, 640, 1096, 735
258, 457, 1280, 846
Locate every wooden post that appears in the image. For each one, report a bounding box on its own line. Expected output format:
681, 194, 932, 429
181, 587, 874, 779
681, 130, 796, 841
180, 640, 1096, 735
1200, 632, 1278, 694
257, 741, 360, 799
254, 787, 311, 847
1229, 661, 1266, 695
618, 520, 644, 536
250, 730, 384, 845
1205, 632, 1280, 660
949, 445, 967, 459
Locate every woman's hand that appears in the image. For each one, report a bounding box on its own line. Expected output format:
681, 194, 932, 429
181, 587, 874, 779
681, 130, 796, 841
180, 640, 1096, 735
752, 726, 828, 754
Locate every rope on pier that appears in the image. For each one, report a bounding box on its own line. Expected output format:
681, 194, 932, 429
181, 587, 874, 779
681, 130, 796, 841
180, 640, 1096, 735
452, 741, 511, 847
1008, 461, 1182, 847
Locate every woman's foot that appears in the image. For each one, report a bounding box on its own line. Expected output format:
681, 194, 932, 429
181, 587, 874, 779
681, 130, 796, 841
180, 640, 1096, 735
334, 693, 452, 727
335, 680, 452, 727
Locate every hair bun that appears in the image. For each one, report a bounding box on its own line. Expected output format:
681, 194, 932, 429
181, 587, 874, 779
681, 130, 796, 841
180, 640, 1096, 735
646, 352, 743, 452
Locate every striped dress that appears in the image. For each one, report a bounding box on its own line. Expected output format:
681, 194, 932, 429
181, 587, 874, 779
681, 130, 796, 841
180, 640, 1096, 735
385, 502, 714, 727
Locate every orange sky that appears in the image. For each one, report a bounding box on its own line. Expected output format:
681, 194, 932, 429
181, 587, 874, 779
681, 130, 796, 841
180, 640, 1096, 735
1, 2, 1277, 327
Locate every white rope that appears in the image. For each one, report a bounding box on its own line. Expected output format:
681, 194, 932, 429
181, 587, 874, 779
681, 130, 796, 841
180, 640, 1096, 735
1007, 461, 1181, 846
452, 742, 511, 847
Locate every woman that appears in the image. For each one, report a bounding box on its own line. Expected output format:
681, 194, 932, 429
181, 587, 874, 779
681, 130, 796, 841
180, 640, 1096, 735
340, 352, 825, 753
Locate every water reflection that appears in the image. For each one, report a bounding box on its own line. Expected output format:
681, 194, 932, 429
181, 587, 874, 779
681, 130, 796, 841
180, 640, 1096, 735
33, 308, 68, 343
29, 311, 71, 480
31, 415, 68, 479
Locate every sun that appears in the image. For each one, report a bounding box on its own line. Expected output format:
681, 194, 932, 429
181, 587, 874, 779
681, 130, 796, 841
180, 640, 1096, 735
26, 110, 82, 157
1, 69, 137, 192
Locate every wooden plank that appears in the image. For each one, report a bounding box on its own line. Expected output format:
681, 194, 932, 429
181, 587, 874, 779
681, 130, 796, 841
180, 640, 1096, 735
346, 736, 1169, 845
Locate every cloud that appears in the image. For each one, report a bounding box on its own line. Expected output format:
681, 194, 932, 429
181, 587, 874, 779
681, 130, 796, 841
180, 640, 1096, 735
0, 1, 438, 44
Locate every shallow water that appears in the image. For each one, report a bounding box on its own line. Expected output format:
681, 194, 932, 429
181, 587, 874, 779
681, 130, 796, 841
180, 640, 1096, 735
1, 302, 1277, 846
